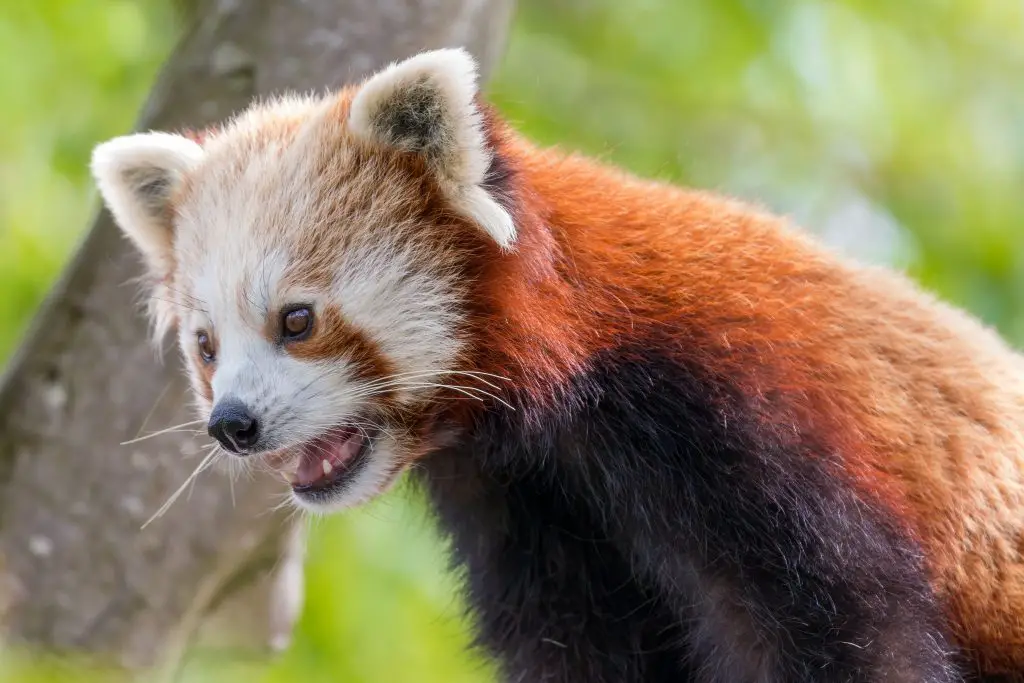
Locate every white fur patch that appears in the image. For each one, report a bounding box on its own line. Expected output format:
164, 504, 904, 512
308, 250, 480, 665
459, 184, 516, 249
90, 132, 204, 276
348, 48, 516, 249
334, 236, 464, 394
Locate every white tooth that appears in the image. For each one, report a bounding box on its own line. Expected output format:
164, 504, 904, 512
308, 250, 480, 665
322, 459, 333, 476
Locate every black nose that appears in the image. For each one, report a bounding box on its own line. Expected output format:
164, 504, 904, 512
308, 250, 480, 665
207, 399, 260, 453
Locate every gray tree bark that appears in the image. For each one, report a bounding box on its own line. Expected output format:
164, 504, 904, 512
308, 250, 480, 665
0, 0, 514, 677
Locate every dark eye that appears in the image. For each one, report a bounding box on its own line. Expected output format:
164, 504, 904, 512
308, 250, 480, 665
281, 306, 313, 341
197, 331, 215, 363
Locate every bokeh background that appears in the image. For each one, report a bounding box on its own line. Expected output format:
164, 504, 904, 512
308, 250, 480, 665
1, 0, 1023, 680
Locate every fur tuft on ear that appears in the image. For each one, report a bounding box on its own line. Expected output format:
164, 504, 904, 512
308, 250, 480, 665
90, 132, 204, 277
348, 48, 516, 249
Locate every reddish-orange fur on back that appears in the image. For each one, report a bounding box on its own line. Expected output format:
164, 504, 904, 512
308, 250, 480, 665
465, 115, 1024, 673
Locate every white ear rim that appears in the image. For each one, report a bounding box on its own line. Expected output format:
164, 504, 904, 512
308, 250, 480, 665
348, 48, 516, 249
90, 132, 204, 272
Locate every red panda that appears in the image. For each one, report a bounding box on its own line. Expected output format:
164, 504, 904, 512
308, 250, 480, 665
90, 48, 1024, 681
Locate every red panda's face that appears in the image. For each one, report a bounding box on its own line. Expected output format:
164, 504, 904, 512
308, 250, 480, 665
90, 49, 515, 512
168, 147, 474, 511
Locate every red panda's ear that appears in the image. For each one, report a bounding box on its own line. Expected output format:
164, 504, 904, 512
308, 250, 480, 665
90, 132, 204, 280
347, 48, 516, 250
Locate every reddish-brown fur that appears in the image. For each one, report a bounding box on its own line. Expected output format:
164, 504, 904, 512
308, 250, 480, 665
443, 114, 1024, 673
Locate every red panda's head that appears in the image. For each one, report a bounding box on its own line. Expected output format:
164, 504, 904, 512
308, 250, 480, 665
90, 49, 517, 512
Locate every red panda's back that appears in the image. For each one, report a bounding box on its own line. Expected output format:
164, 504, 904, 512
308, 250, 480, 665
508, 139, 1024, 673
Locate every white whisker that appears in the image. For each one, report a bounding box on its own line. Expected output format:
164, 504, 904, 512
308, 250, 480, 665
120, 419, 206, 445
353, 381, 516, 410
141, 446, 222, 530
355, 369, 513, 395
131, 380, 176, 441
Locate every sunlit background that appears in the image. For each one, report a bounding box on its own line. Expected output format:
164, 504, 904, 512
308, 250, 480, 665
1, 0, 1023, 680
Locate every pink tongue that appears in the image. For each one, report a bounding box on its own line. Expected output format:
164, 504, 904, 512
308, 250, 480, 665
294, 428, 363, 487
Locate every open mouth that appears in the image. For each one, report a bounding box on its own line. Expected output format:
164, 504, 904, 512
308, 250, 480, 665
289, 425, 376, 497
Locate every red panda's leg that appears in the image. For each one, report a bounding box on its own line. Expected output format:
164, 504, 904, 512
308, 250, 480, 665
421, 453, 694, 683
566, 350, 962, 682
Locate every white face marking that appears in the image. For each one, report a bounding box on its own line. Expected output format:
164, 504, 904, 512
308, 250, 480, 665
334, 239, 464, 383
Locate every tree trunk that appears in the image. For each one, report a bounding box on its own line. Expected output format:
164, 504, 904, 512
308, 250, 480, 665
0, 0, 514, 676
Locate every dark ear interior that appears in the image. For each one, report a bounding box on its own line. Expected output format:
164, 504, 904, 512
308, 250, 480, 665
123, 166, 176, 222
372, 76, 454, 160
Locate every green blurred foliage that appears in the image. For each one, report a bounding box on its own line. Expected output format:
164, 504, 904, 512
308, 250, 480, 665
0, 0, 177, 362
492, 0, 1024, 340
1, 0, 1022, 681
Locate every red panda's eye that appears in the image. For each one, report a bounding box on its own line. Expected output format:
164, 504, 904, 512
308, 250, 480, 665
197, 331, 215, 363
282, 307, 313, 341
